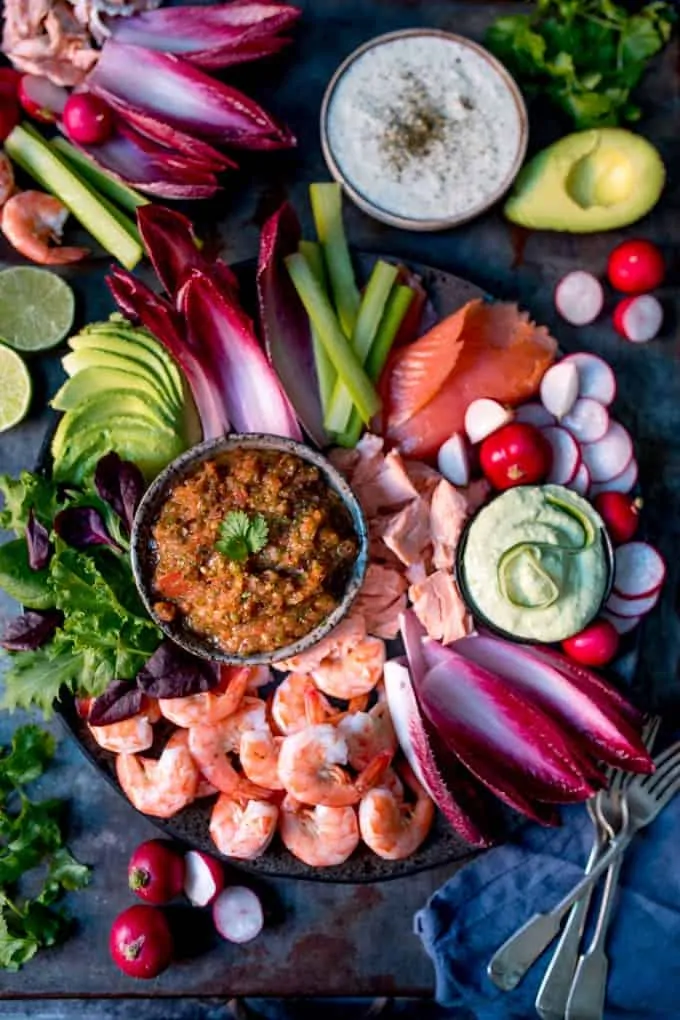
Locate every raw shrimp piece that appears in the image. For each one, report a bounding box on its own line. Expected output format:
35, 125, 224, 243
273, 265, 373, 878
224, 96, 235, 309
1, 191, 89, 264
0, 154, 15, 209
279, 795, 359, 867
240, 729, 284, 791
159, 665, 249, 727
409, 570, 471, 645
312, 634, 386, 699
359, 764, 435, 860
188, 697, 269, 798
277, 723, 391, 807
88, 712, 154, 754
337, 698, 397, 772
270, 672, 329, 735
209, 793, 279, 859
116, 730, 198, 819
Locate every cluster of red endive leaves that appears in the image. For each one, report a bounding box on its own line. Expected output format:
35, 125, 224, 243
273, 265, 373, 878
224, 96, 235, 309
107, 202, 321, 442
384, 611, 654, 846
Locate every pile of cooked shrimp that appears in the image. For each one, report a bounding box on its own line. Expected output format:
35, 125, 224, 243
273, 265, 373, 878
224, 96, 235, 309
86, 656, 436, 868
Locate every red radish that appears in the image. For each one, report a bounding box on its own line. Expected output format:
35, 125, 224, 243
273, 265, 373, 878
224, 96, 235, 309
540, 361, 579, 420
437, 433, 470, 487
0, 98, 19, 142
607, 239, 665, 294
515, 402, 555, 428
561, 398, 609, 444
606, 589, 660, 618
128, 840, 185, 905
18, 75, 68, 123
613, 541, 666, 598
602, 610, 642, 636
464, 399, 513, 445
109, 905, 173, 979
580, 422, 633, 483
212, 886, 264, 944
561, 353, 616, 406
613, 294, 663, 343
183, 850, 224, 907
63, 93, 114, 145
541, 426, 581, 484
594, 492, 641, 544
569, 462, 591, 496
479, 422, 552, 490
562, 619, 620, 668
0, 69, 21, 97
555, 270, 604, 326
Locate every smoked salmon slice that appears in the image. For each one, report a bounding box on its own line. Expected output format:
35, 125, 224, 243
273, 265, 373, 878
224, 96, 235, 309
384, 300, 557, 460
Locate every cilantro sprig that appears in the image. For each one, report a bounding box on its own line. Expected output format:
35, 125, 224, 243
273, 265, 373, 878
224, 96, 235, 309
216, 511, 269, 563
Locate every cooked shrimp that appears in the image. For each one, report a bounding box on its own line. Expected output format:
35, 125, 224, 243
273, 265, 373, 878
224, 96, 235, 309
1, 191, 89, 264
159, 665, 249, 727
358, 763, 435, 860
188, 697, 269, 798
209, 792, 279, 859
337, 699, 397, 772
240, 728, 284, 791
116, 730, 198, 819
312, 636, 386, 699
277, 723, 392, 807
271, 672, 330, 735
88, 698, 160, 753
0, 154, 15, 208
196, 773, 219, 799
279, 795, 359, 867
246, 666, 274, 690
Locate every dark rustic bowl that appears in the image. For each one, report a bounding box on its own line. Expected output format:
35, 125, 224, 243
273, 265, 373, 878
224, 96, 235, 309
130, 433, 369, 666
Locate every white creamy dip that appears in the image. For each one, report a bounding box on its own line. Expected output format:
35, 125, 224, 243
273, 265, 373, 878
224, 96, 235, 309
325, 33, 524, 223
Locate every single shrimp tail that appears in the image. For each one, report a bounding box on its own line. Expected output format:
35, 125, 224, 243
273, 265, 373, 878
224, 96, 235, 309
356, 748, 393, 795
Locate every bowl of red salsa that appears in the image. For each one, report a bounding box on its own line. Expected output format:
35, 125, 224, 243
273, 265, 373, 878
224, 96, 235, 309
130, 434, 368, 665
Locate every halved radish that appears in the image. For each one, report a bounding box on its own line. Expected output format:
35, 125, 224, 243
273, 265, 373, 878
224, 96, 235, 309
602, 610, 642, 636
515, 402, 556, 428
540, 361, 579, 420
589, 458, 638, 497
569, 462, 591, 496
541, 426, 581, 484
554, 271, 604, 326
613, 541, 666, 599
561, 398, 609, 443
613, 294, 663, 344
464, 399, 513, 445
184, 850, 224, 907
213, 887, 264, 944
580, 422, 633, 483
437, 433, 470, 487
561, 352, 617, 406
606, 590, 660, 618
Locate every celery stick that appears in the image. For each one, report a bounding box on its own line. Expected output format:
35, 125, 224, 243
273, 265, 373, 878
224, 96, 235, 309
285, 253, 380, 425
338, 285, 414, 448
51, 137, 149, 215
299, 240, 336, 416
310, 183, 360, 337
325, 260, 398, 434
4, 125, 142, 270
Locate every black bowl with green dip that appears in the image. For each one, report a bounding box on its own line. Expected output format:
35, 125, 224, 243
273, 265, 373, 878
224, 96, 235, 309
456, 483, 614, 644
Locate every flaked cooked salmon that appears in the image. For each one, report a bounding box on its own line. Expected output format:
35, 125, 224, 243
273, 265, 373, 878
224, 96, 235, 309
409, 570, 472, 645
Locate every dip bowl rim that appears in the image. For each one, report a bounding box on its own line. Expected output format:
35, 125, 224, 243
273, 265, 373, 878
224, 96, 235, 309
130, 433, 369, 666
455, 482, 616, 645
319, 27, 529, 233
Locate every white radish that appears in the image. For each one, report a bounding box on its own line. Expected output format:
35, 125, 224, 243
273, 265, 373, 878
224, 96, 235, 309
561, 352, 617, 406
213, 887, 264, 944
589, 458, 638, 497
514, 402, 556, 428
561, 398, 609, 443
569, 462, 591, 496
614, 295, 663, 344
602, 610, 642, 636
540, 361, 579, 420
580, 422, 633, 483
541, 426, 581, 485
554, 271, 604, 326
437, 433, 470, 487
613, 541, 666, 599
606, 590, 660, 618
184, 850, 224, 907
464, 399, 513, 445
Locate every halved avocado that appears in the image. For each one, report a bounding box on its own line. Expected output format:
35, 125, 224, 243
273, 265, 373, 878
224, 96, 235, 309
53, 421, 184, 485
62, 345, 182, 418
51, 392, 178, 464
52, 366, 177, 429
504, 128, 665, 233
76, 320, 184, 408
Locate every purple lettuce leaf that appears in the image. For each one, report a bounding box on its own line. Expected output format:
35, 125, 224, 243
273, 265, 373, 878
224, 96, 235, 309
26, 509, 52, 570
135, 640, 219, 699
53, 507, 121, 552
1, 610, 63, 651
88, 679, 145, 726
94, 452, 145, 536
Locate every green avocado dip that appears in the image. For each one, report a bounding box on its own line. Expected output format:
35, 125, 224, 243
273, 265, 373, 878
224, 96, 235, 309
459, 484, 610, 643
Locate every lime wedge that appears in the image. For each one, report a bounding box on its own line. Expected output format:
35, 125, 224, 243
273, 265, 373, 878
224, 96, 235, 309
0, 267, 75, 352
0, 343, 32, 432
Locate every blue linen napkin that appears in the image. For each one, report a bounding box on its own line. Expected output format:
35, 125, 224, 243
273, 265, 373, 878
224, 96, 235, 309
415, 798, 680, 1019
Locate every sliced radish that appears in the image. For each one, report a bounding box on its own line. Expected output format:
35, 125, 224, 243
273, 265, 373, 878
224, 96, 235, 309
464, 399, 513, 445
541, 426, 581, 484
606, 590, 660, 618
613, 541, 666, 599
602, 610, 642, 636
561, 353, 617, 406
515, 402, 556, 428
561, 398, 609, 443
555, 270, 604, 326
18, 74, 68, 122
184, 850, 224, 908
540, 361, 579, 419
213, 887, 264, 944
569, 462, 591, 496
580, 422, 633, 483
589, 458, 638, 496
437, 433, 470, 487
613, 294, 663, 344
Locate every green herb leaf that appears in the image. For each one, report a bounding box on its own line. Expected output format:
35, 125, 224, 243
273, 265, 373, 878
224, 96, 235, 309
1, 648, 84, 718
0, 726, 55, 790
0, 914, 39, 972
0, 473, 61, 535
216, 511, 269, 561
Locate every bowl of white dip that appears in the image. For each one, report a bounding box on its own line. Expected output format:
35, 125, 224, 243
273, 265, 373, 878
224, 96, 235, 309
320, 29, 529, 231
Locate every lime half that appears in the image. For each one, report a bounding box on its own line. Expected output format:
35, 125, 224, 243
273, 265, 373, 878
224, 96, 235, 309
0, 343, 31, 432
0, 267, 75, 352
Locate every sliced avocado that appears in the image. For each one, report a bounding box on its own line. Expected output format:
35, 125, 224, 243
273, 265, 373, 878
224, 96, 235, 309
504, 128, 665, 233
62, 344, 181, 417
52, 367, 177, 429
53, 422, 184, 485
51, 392, 178, 464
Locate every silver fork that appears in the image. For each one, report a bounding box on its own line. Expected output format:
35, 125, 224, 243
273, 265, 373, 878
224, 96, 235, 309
535, 717, 661, 1020
488, 738, 680, 992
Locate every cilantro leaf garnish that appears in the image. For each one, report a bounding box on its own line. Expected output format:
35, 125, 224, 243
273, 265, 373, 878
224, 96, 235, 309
216, 511, 269, 562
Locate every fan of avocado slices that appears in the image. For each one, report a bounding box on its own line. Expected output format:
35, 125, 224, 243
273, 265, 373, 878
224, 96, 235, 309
50, 315, 201, 485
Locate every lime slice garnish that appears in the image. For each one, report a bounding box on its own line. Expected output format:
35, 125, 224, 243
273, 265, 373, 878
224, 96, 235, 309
0, 267, 75, 352
0, 343, 32, 432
